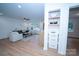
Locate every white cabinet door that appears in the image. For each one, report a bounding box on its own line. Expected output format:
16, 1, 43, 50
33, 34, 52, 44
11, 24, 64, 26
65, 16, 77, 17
48, 31, 59, 49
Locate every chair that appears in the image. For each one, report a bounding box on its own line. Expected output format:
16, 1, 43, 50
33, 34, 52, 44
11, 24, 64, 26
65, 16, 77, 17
9, 32, 23, 42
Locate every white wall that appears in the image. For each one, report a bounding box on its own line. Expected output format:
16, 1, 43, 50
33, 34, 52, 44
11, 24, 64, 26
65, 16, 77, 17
0, 16, 24, 39
58, 5, 69, 55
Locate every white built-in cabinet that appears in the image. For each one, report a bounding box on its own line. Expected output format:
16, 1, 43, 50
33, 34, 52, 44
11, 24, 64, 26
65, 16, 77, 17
44, 4, 73, 55
48, 29, 59, 49
48, 10, 60, 49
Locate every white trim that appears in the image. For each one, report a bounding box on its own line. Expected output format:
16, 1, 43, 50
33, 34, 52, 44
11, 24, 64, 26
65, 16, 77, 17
43, 5, 48, 50
58, 6, 69, 55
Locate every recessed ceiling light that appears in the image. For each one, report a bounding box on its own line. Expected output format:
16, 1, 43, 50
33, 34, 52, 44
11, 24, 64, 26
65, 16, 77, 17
18, 5, 22, 8
0, 13, 3, 15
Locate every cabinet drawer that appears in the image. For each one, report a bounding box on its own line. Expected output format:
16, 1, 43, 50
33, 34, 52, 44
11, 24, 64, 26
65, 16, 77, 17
49, 43, 57, 49
49, 40, 57, 44
49, 41, 57, 45
49, 34, 58, 38
49, 34, 57, 36
49, 37, 58, 40
49, 36, 58, 39
49, 37, 58, 42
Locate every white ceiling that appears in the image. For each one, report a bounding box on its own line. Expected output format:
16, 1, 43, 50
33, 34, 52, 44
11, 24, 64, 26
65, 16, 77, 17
0, 3, 44, 21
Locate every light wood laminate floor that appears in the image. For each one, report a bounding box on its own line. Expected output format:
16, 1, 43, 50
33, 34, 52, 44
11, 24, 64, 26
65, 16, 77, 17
0, 35, 61, 56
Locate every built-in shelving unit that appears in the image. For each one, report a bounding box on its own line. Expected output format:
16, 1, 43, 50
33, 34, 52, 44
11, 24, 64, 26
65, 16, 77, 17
48, 10, 60, 49
48, 10, 60, 27
48, 17, 60, 19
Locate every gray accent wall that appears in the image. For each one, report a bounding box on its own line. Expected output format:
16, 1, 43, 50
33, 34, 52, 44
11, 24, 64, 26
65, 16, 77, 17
0, 16, 24, 39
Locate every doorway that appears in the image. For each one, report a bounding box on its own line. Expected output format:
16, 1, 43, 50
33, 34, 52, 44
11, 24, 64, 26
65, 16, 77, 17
67, 6, 79, 56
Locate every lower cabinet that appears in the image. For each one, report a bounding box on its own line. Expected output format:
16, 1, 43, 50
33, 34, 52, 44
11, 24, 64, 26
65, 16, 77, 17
48, 31, 59, 49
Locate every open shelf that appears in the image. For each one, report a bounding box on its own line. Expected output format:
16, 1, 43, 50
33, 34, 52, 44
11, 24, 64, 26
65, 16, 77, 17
48, 10, 60, 27
48, 10, 60, 13
48, 17, 60, 19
